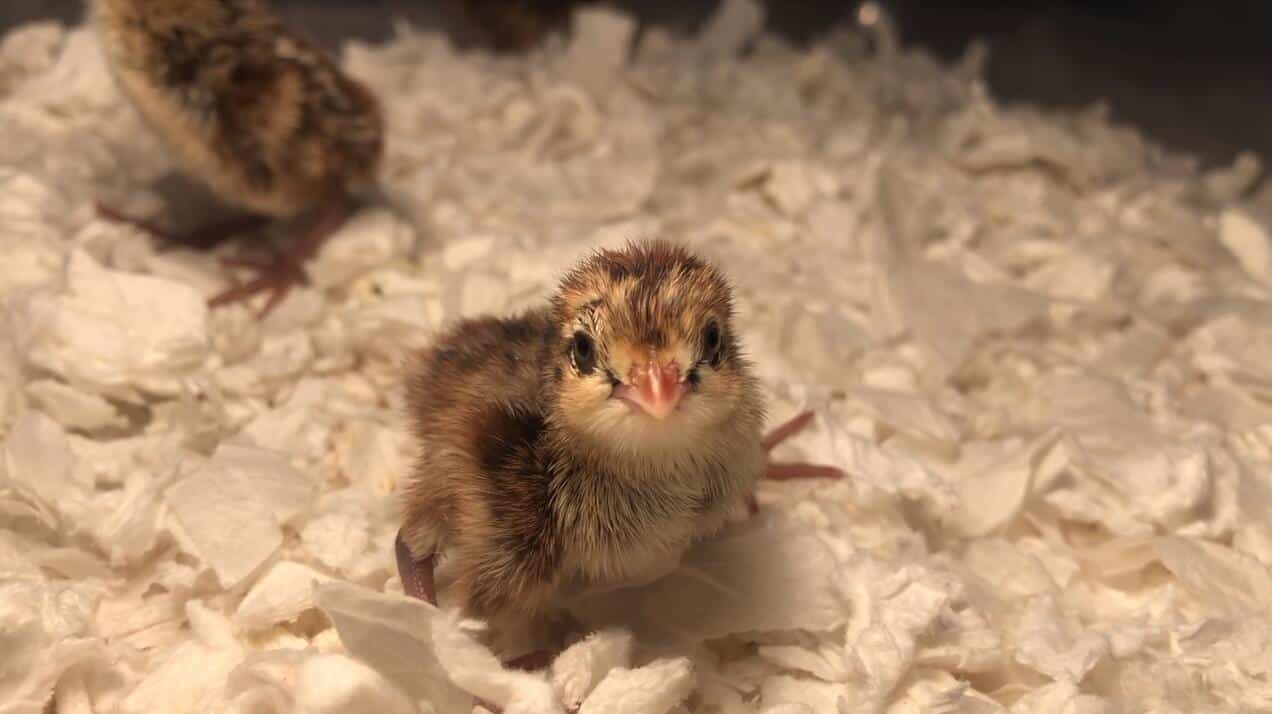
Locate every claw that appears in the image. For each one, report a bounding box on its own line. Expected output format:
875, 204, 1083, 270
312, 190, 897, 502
205, 195, 351, 318
208, 252, 309, 318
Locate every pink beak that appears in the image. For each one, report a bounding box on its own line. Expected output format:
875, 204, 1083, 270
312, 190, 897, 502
614, 359, 687, 420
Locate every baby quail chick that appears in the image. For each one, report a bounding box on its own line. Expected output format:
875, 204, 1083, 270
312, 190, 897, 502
457, 0, 584, 52
396, 240, 841, 667
91, 0, 384, 316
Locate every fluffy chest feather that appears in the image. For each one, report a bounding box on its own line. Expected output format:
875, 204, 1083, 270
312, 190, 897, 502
548, 437, 762, 589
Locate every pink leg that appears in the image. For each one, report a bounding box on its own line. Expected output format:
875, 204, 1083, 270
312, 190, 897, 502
761, 410, 846, 482
394, 529, 437, 605
762, 410, 816, 451
96, 201, 268, 250
208, 195, 353, 318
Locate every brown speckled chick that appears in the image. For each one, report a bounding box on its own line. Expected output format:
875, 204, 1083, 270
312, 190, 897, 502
396, 241, 841, 666
457, 0, 584, 52
91, 0, 384, 316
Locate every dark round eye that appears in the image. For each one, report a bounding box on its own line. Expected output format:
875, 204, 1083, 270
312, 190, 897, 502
571, 331, 597, 374
702, 321, 723, 365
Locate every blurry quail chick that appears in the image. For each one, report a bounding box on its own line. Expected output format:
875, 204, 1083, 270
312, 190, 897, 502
396, 240, 841, 667
457, 0, 585, 52
92, 0, 384, 317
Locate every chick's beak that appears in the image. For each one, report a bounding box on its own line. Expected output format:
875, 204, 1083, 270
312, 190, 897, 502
614, 359, 688, 420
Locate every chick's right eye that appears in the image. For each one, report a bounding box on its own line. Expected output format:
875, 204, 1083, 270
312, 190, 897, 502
571, 331, 597, 374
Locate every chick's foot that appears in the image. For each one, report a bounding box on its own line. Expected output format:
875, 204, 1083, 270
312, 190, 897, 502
208, 196, 352, 318
759, 409, 845, 488
745, 411, 844, 515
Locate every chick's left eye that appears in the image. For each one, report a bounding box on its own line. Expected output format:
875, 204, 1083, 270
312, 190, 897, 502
702, 321, 723, 365
572, 331, 597, 374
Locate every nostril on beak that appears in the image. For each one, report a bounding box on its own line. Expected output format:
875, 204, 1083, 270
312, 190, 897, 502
621, 359, 685, 420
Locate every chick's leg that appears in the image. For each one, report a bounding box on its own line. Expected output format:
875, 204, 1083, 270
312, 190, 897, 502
397, 529, 560, 673
208, 194, 354, 318
397, 531, 556, 707
394, 529, 437, 605
95, 202, 268, 250
762, 410, 846, 480
749, 410, 844, 515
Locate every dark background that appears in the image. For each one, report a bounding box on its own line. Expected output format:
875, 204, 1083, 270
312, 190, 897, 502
2, 0, 1267, 169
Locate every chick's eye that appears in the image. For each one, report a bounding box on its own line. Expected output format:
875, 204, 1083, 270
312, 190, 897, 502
571, 331, 597, 374
702, 321, 723, 365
